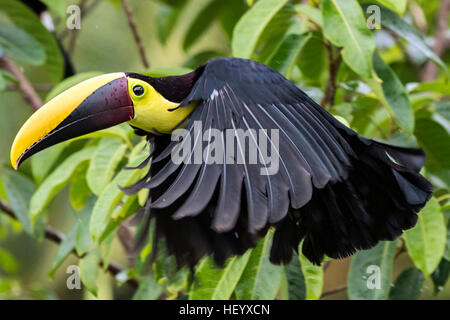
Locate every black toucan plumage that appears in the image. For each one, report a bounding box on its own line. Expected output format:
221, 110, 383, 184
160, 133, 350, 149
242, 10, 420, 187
123, 58, 433, 266
11, 58, 433, 267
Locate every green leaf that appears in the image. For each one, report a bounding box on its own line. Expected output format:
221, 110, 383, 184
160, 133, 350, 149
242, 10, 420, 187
0, 0, 64, 83
132, 275, 163, 300
79, 249, 100, 296
40, 0, 66, 17
69, 163, 92, 211
70, 125, 132, 147
183, 0, 224, 51
297, 32, 327, 83
253, 5, 299, 63
404, 197, 446, 276
0, 22, 45, 65
75, 196, 96, 256
45, 72, 103, 102
362, 3, 448, 74
267, 32, 310, 78
0, 247, 18, 274
232, 0, 289, 59
372, 52, 414, 133
87, 138, 127, 195
374, 0, 406, 15
294, 4, 322, 26
412, 81, 450, 96
31, 142, 67, 184
414, 118, 450, 171
30, 147, 94, 221
189, 251, 251, 300
299, 246, 323, 300
321, 0, 375, 77
348, 240, 398, 300
89, 142, 148, 243
431, 258, 450, 294
1, 170, 34, 234
284, 252, 306, 300
49, 225, 76, 277
389, 268, 424, 300
235, 231, 283, 299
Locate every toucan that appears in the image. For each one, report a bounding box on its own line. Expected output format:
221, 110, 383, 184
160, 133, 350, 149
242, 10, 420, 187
10, 57, 433, 267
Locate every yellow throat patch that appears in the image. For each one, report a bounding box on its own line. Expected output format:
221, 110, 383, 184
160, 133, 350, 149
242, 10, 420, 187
127, 77, 196, 134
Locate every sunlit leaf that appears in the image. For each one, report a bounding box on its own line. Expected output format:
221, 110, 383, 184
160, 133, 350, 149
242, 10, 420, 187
372, 52, 414, 133
374, 0, 407, 15
235, 231, 283, 299
30, 147, 94, 222
404, 197, 446, 276
361, 3, 448, 74
232, 0, 289, 59
348, 240, 398, 300
0, 247, 18, 274
79, 249, 100, 296
87, 138, 127, 195
69, 163, 92, 211
267, 32, 310, 78
89, 141, 148, 243
321, 0, 375, 78
294, 4, 322, 26
299, 244, 323, 300
41, 0, 66, 17
75, 196, 96, 256
190, 251, 251, 300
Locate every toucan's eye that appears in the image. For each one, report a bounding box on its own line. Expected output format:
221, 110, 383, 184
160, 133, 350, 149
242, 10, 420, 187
133, 85, 145, 96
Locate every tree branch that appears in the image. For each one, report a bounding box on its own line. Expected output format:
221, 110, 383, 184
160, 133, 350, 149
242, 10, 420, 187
118, 222, 136, 268
0, 200, 139, 288
321, 284, 347, 298
0, 56, 43, 111
421, 0, 450, 81
121, 0, 150, 69
321, 44, 342, 108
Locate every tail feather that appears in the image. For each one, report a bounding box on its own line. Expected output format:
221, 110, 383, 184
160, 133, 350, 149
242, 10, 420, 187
271, 139, 432, 265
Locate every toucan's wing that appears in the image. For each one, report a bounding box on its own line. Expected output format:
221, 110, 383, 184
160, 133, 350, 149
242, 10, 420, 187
150, 58, 353, 223
132, 57, 432, 267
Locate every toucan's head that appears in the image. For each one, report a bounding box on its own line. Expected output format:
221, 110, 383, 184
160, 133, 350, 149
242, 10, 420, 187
10, 72, 197, 169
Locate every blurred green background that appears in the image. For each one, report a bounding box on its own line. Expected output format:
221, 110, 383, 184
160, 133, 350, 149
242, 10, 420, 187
0, 0, 449, 300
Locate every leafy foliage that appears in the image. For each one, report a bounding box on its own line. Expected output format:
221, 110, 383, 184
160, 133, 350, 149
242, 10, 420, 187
0, 0, 449, 300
